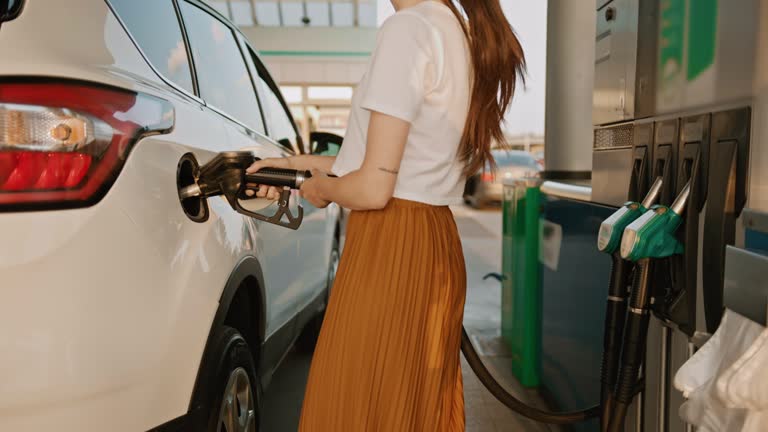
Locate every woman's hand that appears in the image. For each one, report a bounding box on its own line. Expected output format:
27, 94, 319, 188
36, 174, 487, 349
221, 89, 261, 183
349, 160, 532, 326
301, 170, 331, 208
245, 157, 294, 200
246, 157, 294, 173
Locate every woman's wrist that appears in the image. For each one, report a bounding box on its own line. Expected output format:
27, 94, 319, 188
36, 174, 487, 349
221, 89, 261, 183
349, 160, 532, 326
317, 174, 335, 203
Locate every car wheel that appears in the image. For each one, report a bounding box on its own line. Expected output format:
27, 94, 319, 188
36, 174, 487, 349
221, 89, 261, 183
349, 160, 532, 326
296, 232, 340, 353
201, 326, 261, 432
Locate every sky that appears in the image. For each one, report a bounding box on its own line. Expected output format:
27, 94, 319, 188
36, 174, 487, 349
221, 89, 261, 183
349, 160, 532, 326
376, 0, 548, 136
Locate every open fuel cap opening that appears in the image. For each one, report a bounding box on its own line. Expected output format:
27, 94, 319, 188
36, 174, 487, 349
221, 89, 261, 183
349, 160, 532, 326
177, 153, 208, 223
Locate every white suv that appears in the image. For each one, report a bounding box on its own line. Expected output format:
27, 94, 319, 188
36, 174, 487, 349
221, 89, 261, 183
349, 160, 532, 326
0, 1, 342, 431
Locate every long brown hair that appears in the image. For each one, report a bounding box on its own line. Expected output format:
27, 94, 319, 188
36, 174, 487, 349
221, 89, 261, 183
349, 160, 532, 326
444, 0, 526, 176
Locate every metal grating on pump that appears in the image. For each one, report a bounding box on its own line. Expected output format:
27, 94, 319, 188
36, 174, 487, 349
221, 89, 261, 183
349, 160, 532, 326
594, 124, 635, 149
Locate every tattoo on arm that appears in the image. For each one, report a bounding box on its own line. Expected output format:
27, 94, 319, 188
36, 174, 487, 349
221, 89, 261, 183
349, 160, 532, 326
378, 167, 399, 175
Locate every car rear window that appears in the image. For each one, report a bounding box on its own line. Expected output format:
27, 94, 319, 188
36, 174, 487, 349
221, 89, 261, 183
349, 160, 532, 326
109, 0, 195, 95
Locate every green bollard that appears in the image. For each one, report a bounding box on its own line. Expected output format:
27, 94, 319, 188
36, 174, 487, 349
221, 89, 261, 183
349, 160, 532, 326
501, 178, 542, 388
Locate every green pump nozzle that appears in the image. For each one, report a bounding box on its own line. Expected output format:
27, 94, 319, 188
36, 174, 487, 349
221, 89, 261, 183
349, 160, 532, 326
596, 177, 663, 430
597, 177, 664, 254
619, 181, 691, 261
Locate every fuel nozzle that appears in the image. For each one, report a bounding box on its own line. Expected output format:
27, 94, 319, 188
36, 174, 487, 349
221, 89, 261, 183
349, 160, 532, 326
596, 177, 663, 431
606, 182, 693, 432
620, 181, 691, 261
598, 177, 663, 254
179, 183, 203, 200
179, 151, 312, 230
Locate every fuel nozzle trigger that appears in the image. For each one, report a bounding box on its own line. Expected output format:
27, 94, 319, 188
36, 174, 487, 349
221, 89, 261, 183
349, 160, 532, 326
180, 151, 308, 230
225, 186, 303, 230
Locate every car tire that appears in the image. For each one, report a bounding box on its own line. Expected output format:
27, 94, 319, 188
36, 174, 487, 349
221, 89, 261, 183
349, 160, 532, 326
197, 326, 261, 432
296, 231, 340, 353
464, 176, 478, 197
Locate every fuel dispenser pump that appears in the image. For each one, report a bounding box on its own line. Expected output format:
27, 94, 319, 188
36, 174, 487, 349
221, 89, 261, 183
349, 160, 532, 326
561, 1, 761, 429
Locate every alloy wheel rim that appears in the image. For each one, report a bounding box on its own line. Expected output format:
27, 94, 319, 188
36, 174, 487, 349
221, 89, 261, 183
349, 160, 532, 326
217, 367, 257, 432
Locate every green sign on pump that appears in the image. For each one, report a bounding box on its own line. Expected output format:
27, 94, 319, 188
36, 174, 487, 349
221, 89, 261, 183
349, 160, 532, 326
687, 0, 718, 81
657, 0, 720, 111
658, 0, 686, 108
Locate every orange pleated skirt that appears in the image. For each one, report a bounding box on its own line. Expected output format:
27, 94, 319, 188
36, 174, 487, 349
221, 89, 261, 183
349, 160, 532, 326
299, 198, 467, 432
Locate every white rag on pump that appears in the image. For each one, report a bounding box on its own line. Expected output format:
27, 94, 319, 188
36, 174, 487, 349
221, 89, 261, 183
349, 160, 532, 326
716, 323, 768, 432
673, 310, 767, 432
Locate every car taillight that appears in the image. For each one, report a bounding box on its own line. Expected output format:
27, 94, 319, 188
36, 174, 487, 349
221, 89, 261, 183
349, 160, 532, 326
0, 80, 174, 210
481, 172, 495, 182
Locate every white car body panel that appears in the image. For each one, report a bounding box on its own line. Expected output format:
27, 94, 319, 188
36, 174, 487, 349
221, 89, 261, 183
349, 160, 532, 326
0, 0, 338, 430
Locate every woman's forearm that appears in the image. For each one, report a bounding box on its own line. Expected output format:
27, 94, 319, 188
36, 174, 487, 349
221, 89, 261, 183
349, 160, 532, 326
316, 168, 395, 211
300, 112, 408, 210
290, 155, 336, 172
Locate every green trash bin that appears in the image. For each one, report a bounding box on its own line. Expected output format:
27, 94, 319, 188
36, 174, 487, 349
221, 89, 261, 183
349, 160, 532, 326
501, 178, 542, 388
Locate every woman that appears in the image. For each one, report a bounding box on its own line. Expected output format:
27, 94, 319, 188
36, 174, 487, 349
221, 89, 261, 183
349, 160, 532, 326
248, 0, 525, 429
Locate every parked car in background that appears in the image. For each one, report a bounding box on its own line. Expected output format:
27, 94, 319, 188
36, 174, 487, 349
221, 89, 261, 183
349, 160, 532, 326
463, 150, 542, 208
0, 1, 341, 431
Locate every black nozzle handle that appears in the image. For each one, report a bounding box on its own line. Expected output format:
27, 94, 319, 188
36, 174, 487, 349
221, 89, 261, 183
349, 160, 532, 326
245, 168, 311, 190
244, 168, 338, 191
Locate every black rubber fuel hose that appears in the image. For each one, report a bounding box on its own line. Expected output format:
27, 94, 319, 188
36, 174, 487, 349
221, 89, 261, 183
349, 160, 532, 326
606, 260, 652, 432
600, 254, 631, 431
460, 327, 600, 425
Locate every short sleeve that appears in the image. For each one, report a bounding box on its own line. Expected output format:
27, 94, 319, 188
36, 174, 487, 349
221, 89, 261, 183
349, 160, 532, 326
360, 13, 437, 122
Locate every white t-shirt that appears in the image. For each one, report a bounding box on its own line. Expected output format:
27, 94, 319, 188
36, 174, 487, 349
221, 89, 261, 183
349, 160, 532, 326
331, 1, 471, 206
